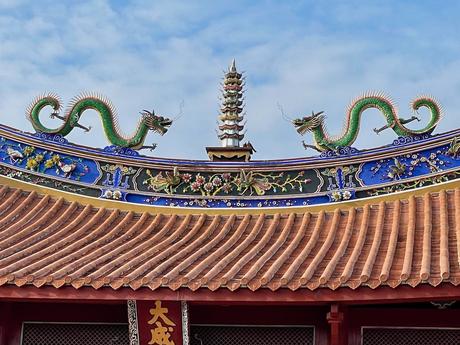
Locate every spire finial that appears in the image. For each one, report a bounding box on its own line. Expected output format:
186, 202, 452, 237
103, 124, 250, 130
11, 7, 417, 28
230, 58, 237, 72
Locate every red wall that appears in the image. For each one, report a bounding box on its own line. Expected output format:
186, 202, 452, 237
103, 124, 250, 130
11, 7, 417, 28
190, 304, 330, 345
0, 301, 127, 345
3, 300, 460, 345
347, 305, 460, 345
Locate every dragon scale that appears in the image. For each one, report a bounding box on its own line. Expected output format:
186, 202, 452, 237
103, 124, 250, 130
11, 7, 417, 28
27, 94, 172, 149
294, 94, 442, 152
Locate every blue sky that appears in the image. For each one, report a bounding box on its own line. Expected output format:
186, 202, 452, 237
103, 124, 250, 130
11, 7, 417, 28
1, 1, 459, 159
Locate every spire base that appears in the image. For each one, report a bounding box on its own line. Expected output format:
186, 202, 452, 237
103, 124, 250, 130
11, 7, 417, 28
206, 145, 255, 162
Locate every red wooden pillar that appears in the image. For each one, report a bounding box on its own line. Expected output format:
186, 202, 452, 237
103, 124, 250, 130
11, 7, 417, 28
327, 304, 345, 345
0, 302, 15, 345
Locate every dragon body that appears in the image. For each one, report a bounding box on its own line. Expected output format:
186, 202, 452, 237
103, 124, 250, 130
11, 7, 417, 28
27, 94, 172, 149
293, 94, 442, 152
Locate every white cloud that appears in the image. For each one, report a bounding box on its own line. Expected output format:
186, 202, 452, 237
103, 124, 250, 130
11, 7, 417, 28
0, 1, 459, 159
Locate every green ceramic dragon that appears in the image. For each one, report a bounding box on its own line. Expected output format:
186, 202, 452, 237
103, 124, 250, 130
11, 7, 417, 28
26, 93, 173, 150
293, 93, 442, 152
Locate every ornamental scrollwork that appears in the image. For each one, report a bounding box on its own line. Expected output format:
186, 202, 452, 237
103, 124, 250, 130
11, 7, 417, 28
321, 165, 357, 202
99, 164, 138, 201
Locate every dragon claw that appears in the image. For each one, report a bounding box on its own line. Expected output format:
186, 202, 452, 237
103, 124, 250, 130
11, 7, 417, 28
140, 143, 158, 151
301, 140, 321, 152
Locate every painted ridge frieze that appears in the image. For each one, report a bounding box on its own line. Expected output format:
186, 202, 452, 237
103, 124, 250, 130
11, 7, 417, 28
0, 126, 459, 208
1, 123, 460, 168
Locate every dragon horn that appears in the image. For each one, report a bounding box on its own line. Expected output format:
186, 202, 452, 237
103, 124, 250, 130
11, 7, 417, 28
277, 102, 292, 122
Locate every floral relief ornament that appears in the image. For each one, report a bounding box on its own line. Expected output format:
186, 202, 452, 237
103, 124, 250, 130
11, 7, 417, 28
2, 144, 89, 179
330, 190, 352, 202
143, 168, 311, 196
102, 190, 122, 200
371, 150, 447, 181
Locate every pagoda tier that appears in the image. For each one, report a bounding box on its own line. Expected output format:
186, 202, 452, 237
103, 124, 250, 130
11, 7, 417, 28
218, 123, 244, 131
218, 114, 243, 122
217, 132, 245, 141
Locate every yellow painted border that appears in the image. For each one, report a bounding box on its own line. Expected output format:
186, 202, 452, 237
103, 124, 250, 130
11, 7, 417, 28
0, 174, 459, 215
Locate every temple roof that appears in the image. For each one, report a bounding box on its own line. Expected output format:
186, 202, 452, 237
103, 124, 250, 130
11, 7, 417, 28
1, 80, 459, 301
1, 180, 459, 294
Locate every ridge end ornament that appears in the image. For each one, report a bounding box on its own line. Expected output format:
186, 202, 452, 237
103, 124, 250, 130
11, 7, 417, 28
26, 93, 174, 151
290, 93, 442, 152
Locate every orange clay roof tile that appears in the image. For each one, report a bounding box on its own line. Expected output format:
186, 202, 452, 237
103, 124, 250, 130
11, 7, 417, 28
1, 184, 460, 292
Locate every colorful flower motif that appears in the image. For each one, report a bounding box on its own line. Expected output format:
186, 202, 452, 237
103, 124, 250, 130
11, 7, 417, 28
23, 146, 35, 156
212, 176, 222, 186
204, 182, 214, 192
342, 190, 352, 200
195, 175, 205, 186
222, 173, 232, 181
52, 154, 60, 163
44, 159, 54, 168
103, 190, 113, 198
181, 173, 192, 183
35, 154, 44, 163
331, 191, 342, 202
191, 181, 201, 192
26, 158, 38, 170
222, 183, 232, 193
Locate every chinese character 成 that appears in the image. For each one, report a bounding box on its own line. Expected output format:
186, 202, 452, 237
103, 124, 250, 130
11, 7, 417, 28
148, 321, 175, 345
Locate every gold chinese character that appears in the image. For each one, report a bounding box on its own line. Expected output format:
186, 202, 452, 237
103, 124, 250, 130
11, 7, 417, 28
148, 321, 175, 345
148, 301, 176, 326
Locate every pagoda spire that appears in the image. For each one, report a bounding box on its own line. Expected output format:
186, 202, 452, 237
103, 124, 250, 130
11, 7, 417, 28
206, 59, 255, 161
217, 59, 245, 147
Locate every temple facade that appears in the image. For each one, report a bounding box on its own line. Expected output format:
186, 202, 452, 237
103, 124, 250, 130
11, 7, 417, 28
0, 62, 460, 345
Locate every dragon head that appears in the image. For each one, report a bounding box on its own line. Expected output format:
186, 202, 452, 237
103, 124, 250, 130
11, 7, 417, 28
140, 109, 173, 135
292, 111, 325, 135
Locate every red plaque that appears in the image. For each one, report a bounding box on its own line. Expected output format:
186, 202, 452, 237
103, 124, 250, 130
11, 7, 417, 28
137, 300, 183, 345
